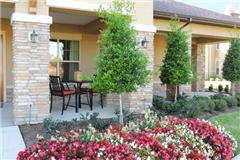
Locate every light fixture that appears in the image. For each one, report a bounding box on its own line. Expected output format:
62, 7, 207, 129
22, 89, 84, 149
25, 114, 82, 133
30, 30, 38, 43
140, 36, 148, 48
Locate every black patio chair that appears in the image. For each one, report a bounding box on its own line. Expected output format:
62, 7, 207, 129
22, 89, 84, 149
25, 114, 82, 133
49, 76, 78, 115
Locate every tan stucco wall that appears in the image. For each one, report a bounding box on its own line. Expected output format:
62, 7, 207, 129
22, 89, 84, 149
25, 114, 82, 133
0, 18, 13, 86
154, 19, 238, 39
153, 33, 167, 81
81, 34, 99, 76
79, 0, 153, 25
10, 0, 153, 25
205, 43, 228, 79
50, 23, 100, 76
1, 21, 100, 87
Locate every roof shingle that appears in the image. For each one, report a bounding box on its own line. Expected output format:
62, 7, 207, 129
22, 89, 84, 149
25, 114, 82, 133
154, 0, 240, 27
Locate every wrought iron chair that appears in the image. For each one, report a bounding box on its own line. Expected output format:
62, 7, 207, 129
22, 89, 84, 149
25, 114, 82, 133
49, 76, 78, 115
75, 76, 103, 110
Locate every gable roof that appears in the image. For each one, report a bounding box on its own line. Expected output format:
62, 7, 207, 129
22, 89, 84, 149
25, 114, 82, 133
154, 0, 240, 27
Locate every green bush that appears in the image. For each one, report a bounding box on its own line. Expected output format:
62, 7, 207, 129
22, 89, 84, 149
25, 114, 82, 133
224, 85, 229, 93
182, 100, 203, 118
235, 94, 240, 107
192, 96, 215, 113
152, 94, 239, 118
43, 113, 116, 138
211, 93, 227, 100
218, 85, 223, 92
214, 99, 228, 111
223, 96, 238, 107
152, 95, 165, 109
207, 100, 216, 113
209, 85, 213, 91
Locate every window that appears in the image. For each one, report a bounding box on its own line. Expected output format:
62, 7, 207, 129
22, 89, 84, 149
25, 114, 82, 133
49, 39, 80, 81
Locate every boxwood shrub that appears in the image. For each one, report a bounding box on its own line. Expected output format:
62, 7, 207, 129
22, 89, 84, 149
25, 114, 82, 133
214, 99, 228, 111
223, 96, 238, 107
152, 93, 239, 118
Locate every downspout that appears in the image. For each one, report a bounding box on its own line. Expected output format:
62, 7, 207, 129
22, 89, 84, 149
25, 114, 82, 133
179, 18, 192, 30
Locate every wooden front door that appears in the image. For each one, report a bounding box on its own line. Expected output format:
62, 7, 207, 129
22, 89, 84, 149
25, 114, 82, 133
0, 34, 3, 102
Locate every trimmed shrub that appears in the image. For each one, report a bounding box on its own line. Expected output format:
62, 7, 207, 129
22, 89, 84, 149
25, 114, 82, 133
182, 101, 202, 118
235, 94, 240, 107
218, 85, 223, 92
152, 95, 165, 109
192, 96, 215, 113
224, 85, 229, 93
223, 96, 238, 107
209, 84, 213, 91
214, 99, 228, 111
211, 93, 227, 100
207, 100, 216, 113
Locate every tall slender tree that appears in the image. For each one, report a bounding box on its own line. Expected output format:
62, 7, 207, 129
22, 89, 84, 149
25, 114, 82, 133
92, 0, 149, 123
222, 37, 240, 95
159, 17, 192, 101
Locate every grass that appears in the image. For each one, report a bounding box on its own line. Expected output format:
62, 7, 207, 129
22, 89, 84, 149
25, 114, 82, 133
209, 111, 240, 155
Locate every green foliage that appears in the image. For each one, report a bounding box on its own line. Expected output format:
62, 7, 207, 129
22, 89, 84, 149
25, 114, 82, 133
235, 93, 240, 106
92, 0, 149, 94
224, 85, 229, 93
159, 16, 192, 86
223, 37, 240, 82
209, 85, 213, 91
218, 85, 223, 92
43, 113, 116, 138
214, 99, 228, 111
211, 93, 227, 100
223, 96, 238, 107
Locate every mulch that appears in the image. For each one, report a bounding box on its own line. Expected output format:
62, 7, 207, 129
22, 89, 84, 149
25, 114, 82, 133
19, 107, 240, 148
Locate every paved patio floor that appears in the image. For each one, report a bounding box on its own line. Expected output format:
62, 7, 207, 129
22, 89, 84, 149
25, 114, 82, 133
1, 98, 118, 127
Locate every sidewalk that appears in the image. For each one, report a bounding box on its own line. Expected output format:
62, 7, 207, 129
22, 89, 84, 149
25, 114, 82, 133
1, 104, 25, 160
0, 126, 25, 160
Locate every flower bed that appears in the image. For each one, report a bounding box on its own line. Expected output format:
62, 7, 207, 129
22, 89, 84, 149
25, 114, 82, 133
17, 112, 237, 160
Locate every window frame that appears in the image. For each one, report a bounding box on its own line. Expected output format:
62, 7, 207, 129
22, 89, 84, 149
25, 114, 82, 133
49, 33, 82, 79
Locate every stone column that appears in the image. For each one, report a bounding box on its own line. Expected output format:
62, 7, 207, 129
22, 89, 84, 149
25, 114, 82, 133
232, 82, 240, 94
127, 31, 155, 112
104, 31, 155, 112
192, 44, 205, 91
12, 14, 52, 124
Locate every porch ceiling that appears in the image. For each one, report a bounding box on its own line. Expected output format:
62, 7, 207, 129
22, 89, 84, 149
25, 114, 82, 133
192, 34, 229, 44
0, 5, 14, 19
50, 8, 98, 25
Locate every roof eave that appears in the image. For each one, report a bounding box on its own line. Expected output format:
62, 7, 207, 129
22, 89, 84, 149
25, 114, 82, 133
154, 11, 240, 28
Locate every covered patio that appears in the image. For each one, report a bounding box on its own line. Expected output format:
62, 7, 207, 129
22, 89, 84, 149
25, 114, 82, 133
0, 1, 120, 125
0, 101, 117, 127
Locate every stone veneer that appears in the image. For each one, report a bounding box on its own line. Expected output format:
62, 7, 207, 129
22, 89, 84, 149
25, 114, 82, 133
192, 44, 205, 91
128, 31, 154, 112
232, 82, 240, 94
6, 87, 13, 103
105, 31, 154, 112
12, 21, 50, 124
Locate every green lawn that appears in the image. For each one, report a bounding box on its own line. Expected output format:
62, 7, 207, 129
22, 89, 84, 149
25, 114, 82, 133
209, 111, 240, 155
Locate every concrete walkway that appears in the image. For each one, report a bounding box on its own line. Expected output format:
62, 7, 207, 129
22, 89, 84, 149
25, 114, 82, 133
0, 126, 25, 160
1, 103, 25, 160
233, 155, 240, 160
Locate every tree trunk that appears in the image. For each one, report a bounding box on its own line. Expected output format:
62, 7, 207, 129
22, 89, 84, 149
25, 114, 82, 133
166, 84, 176, 101
231, 82, 235, 96
174, 85, 178, 102
119, 93, 124, 124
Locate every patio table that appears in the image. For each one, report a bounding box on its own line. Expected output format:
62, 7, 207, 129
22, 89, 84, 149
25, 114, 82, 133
62, 80, 96, 110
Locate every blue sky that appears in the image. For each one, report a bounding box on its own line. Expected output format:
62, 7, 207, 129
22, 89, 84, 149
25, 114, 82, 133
176, 0, 239, 14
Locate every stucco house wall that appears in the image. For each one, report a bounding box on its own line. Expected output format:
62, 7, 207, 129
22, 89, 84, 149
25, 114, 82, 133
0, 0, 239, 124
